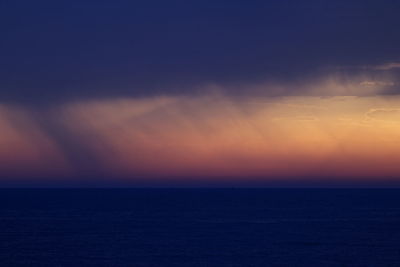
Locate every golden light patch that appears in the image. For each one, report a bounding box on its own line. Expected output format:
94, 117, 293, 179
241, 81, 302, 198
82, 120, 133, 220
57, 95, 400, 178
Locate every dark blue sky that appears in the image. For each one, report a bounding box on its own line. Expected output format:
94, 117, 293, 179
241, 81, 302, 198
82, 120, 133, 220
1, 0, 400, 104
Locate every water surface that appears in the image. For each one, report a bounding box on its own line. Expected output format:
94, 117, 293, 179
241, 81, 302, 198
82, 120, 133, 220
0, 189, 399, 266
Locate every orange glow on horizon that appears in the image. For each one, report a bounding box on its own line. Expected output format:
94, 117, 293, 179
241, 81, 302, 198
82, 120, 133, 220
2, 77, 400, 180
56, 94, 400, 179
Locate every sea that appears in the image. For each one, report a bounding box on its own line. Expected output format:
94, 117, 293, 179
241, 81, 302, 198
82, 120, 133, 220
0, 188, 399, 266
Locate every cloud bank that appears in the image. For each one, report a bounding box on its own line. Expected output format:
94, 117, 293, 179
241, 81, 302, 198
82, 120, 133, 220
2, 74, 400, 184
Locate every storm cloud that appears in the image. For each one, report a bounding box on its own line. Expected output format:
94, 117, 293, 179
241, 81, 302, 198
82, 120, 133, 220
1, 0, 400, 104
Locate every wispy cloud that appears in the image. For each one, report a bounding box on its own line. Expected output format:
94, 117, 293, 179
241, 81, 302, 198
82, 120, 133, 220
371, 62, 400, 71
342, 62, 400, 71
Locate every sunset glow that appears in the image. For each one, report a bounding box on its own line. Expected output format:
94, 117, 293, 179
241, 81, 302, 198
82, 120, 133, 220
2, 77, 400, 182
2, 0, 400, 186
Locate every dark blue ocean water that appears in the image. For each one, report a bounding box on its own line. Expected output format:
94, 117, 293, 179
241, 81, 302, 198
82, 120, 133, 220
0, 189, 400, 266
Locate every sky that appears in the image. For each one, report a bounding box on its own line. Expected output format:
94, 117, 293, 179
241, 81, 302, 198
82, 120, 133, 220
1, 0, 400, 186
